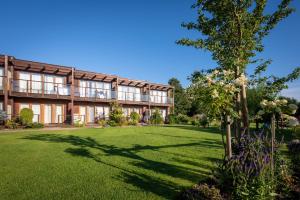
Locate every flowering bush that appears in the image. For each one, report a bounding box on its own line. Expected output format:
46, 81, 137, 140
213, 133, 290, 199
188, 69, 245, 119
150, 109, 164, 125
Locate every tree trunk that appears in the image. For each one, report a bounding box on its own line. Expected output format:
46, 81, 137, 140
271, 113, 275, 177
241, 83, 249, 134
226, 115, 232, 158
234, 67, 241, 139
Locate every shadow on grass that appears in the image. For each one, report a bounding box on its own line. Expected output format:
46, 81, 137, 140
22, 134, 219, 198
164, 125, 221, 134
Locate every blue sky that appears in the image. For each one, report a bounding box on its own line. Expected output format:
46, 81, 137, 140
0, 0, 299, 99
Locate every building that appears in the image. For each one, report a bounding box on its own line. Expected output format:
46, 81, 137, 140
0, 55, 174, 125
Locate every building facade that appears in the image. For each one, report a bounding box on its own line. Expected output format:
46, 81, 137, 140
0, 55, 174, 125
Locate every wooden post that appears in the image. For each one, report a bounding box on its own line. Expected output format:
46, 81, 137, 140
226, 115, 232, 158
70, 67, 74, 125
3, 55, 8, 112
172, 87, 175, 114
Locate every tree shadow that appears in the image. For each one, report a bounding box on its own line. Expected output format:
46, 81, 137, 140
22, 134, 219, 198
164, 125, 221, 134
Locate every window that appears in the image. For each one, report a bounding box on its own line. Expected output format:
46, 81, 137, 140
0, 102, 3, 111
79, 80, 111, 99
150, 90, 167, 103
31, 74, 42, 93
19, 72, 30, 92
118, 86, 141, 101
95, 106, 110, 119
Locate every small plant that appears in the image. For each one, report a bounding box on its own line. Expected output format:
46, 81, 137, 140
177, 114, 190, 124
20, 108, 34, 126
177, 183, 223, 200
98, 119, 107, 127
74, 119, 84, 127
5, 119, 19, 129
107, 120, 117, 127
109, 102, 125, 126
129, 112, 140, 126
167, 114, 177, 124
150, 108, 163, 125
25, 122, 44, 129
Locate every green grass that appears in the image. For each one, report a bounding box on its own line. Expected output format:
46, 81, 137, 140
0, 125, 223, 200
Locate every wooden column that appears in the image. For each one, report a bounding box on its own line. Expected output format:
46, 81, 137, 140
148, 84, 151, 111
172, 87, 175, 114
115, 77, 119, 101
70, 67, 75, 125
3, 55, 8, 112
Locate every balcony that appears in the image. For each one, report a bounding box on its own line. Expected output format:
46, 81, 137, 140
74, 86, 116, 102
117, 91, 149, 105
11, 79, 71, 99
150, 95, 173, 106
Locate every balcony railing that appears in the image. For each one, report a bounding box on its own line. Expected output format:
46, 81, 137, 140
117, 91, 149, 102
74, 86, 116, 100
11, 79, 71, 98
150, 95, 173, 104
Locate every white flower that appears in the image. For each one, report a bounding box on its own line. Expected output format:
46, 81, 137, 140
212, 70, 219, 75
287, 117, 299, 127
289, 104, 298, 114
260, 100, 268, 108
234, 73, 248, 86
211, 89, 219, 99
280, 99, 288, 105
219, 81, 224, 86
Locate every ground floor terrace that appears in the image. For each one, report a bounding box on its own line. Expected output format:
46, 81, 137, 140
0, 126, 223, 200
0, 97, 170, 124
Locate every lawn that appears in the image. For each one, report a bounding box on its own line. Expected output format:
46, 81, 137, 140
0, 126, 223, 200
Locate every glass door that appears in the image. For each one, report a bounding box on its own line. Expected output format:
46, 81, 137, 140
44, 104, 52, 124
32, 104, 40, 123
44, 75, 54, 94
55, 105, 63, 123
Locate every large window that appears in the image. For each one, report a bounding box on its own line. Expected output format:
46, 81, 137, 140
79, 80, 111, 99
118, 86, 141, 101
150, 90, 167, 104
17, 72, 69, 95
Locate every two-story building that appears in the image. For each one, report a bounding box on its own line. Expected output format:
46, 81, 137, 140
0, 55, 174, 125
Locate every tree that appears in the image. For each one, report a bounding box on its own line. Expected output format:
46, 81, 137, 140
177, 0, 294, 136
168, 78, 191, 115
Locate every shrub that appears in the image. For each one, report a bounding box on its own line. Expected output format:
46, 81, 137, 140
25, 122, 44, 129
98, 119, 107, 127
213, 133, 291, 199
20, 108, 34, 125
177, 114, 190, 124
129, 112, 140, 125
107, 120, 117, 127
150, 108, 163, 125
177, 184, 223, 200
5, 119, 19, 129
109, 102, 125, 126
288, 139, 300, 177
200, 116, 209, 128
74, 119, 84, 127
167, 114, 177, 124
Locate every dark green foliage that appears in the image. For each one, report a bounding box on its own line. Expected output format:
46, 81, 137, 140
25, 122, 44, 129
177, 114, 190, 124
20, 108, 34, 125
288, 139, 300, 178
168, 78, 191, 115
150, 108, 163, 125
129, 112, 140, 125
109, 102, 125, 126
213, 133, 291, 199
167, 114, 177, 124
177, 184, 223, 200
